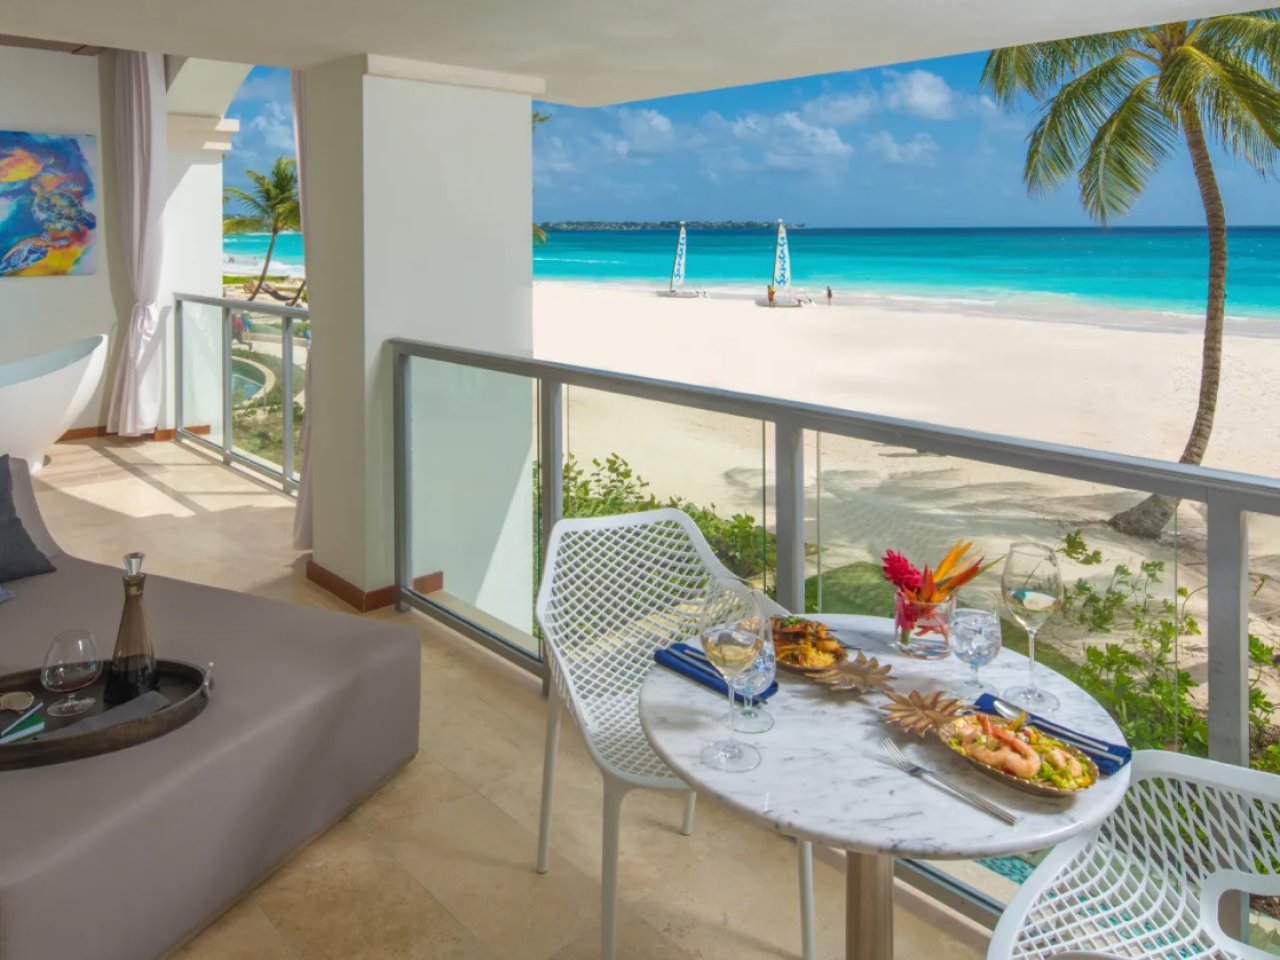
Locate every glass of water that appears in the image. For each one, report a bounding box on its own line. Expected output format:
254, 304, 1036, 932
727, 625, 776, 734
948, 608, 1002, 700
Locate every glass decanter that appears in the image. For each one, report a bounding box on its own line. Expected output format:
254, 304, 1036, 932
104, 552, 160, 705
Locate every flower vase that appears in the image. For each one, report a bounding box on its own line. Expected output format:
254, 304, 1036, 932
894, 592, 955, 660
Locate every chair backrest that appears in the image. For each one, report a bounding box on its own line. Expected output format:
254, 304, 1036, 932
1101, 750, 1280, 958
535, 508, 736, 758
1109, 751, 1280, 881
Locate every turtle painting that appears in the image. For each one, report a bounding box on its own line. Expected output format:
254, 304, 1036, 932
0, 131, 98, 277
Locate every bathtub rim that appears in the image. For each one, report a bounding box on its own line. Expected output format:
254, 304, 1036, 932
0, 334, 110, 389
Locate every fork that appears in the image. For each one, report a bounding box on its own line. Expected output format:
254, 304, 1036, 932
881, 739, 1021, 825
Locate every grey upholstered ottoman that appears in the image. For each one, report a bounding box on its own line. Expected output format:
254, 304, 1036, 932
0, 460, 421, 960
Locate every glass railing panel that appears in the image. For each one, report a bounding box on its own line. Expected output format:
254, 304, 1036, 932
407, 356, 540, 657
225, 306, 303, 473
292, 318, 310, 481
178, 301, 225, 448
1247, 510, 1280, 944
1250, 510, 1280, 774
810, 430, 1184, 904
563, 385, 774, 595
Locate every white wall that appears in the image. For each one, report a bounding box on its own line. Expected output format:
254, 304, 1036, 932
159, 147, 225, 430
308, 60, 535, 610
0, 47, 127, 430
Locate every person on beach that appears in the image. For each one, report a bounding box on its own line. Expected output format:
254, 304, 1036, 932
827, 285, 833, 306
767, 283, 775, 307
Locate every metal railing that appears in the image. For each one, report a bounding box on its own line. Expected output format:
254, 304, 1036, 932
390, 337, 1280, 774
380, 337, 1280, 927
174, 293, 309, 494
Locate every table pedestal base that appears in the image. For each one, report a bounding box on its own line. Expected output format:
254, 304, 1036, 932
846, 853, 893, 960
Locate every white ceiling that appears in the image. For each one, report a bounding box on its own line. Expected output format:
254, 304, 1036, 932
0, 0, 1256, 106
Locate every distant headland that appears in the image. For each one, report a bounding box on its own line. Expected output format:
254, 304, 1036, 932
537, 220, 806, 231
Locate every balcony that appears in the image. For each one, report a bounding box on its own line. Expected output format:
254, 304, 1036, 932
154, 294, 1280, 957
31, 437, 993, 960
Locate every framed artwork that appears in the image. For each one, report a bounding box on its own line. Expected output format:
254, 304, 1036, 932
0, 131, 98, 277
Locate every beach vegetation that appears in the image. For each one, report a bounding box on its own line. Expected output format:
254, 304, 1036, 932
983, 13, 1280, 539
223, 157, 301, 302
539, 453, 776, 587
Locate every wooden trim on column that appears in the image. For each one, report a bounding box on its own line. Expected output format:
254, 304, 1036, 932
306, 559, 444, 613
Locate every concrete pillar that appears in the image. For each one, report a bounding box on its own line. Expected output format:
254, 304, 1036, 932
304, 56, 538, 610
157, 58, 251, 432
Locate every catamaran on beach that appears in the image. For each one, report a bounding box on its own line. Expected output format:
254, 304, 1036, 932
755, 219, 804, 307
655, 221, 700, 298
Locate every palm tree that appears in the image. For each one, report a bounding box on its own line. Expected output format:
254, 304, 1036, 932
533, 110, 551, 246
982, 13, 1280, 538
223, 157, 301, 301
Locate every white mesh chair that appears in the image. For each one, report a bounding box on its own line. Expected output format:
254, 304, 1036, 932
535, 508, 816, 960
990, 750, 1280, 960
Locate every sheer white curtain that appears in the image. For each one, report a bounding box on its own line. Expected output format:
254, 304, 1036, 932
291, 70, 315, 550
107, 51, 167, 437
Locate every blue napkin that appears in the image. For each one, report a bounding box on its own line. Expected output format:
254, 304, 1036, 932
654, 642, 779, 703
973, 693, 1132, 776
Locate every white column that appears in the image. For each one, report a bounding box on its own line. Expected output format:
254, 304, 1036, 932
305, 56, 536, 600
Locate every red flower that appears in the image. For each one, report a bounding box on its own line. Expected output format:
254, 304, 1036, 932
882, 550, 922, 592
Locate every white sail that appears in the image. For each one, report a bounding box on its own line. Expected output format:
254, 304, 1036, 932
670, 222, 687, 293
772, 219, 792, 293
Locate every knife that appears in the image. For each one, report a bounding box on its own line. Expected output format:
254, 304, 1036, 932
988, 698, 1116, 754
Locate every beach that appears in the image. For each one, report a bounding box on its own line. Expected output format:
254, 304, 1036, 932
535, 281, 1280, 687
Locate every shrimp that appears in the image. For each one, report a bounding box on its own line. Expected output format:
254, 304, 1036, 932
956, 715, 1043, 780
1043, 746, 1083, 779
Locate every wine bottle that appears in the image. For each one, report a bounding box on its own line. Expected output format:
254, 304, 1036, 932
104, 552, 160, 705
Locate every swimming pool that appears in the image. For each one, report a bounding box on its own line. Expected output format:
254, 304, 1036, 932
231, 358, 266, 401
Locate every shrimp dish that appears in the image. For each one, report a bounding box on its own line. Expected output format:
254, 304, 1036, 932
947, 713, 1095, 792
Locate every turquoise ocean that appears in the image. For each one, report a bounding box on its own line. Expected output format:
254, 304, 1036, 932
225, 227, 1280, 321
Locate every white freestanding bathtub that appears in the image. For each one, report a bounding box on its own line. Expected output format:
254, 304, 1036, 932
0, 335, 108, 473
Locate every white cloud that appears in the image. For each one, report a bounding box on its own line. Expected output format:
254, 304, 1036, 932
802, 90, 880, 127
248, 101, 295, 153
883, 69, 955, 120
968, 94, 1026, 132
866, 131, 939, 166
724, 110, 853, 172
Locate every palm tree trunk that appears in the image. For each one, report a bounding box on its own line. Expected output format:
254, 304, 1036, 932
1109, 105, 1227, 540
249, 227, 279, 301
288, 279, 307, 306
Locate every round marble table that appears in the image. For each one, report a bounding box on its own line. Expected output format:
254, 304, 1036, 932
639, 614, 1131, 960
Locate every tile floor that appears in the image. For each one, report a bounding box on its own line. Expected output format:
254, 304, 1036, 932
32, 438, 992, 960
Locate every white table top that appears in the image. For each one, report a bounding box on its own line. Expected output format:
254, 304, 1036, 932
639, 614, 1131, 861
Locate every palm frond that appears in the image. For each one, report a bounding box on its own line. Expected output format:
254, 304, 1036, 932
1193, 13, 1280, 91
982, 32, 1140, 105
222, 216, 268, 235
1023, 53, 1155, 196
533, 224, 548, 245
1163, 43, 1280, 173
222, 187, 272, 222
1079, 76, 1178, 222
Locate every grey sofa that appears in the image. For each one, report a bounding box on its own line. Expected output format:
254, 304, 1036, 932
0, 458, 421, 960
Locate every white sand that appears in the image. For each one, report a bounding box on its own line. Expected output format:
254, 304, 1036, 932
534, 281, 1280, 674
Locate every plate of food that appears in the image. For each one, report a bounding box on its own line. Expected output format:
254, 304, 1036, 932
943, 713, 1098, 796
771, 616, 849, 673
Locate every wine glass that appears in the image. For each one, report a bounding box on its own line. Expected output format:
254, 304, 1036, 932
726, 612, 776, 734
698, 578, 765, 772
1001, 542, 1064, 712
42, 629, 103, 717
948, 607, 1003, 700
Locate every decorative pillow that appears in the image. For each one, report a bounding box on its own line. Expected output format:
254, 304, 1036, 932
0, 455, 56, 583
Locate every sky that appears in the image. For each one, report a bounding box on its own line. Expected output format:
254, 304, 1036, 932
224, 53, 1280, 229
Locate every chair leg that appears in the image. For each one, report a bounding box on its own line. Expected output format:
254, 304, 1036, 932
681, 790, 697, 836
601, 776, 631, 960
797, 840, 816, 960
536, 682, 563, 875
